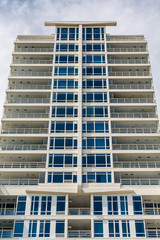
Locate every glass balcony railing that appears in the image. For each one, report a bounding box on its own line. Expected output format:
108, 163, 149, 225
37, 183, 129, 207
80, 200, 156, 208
0, 230, 13, 238
0, 145, 47, 151
0, 179, 39, 185
8, 85, 51, 90
146, 229, 160, 238
107, 48, 146, 52
112, 128, 157, 134
114, 161, 160, 168
13, 60, 53, 64
110, 98, 154, 104
69, 208, 90, 215
113, 144, 160, 150
109, 84, 152, 89
6, 98, 50, 104
108, 59, 148, 64
1, 128, 48, 134
11, 72, 52, 77
16, 37, 54, 41
108, 71, 150, 76
144, 208, 160, 215
68, 230, 91, 238
106, 36, 145, 41
0, 208, 16, 215
4, 113, 49, 118
0, 162, 46, 168
111, 113, 157, 118
121, 179, 160, 185
15, 48, 53, 52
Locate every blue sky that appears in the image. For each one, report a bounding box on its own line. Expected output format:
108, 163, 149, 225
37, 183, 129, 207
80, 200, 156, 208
0, 0, 160, 118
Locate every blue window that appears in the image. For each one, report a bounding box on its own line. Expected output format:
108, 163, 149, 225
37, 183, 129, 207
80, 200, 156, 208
56, 44, 78, 52
94, 220, 103, 237
83, 121, 109, 133
50, 137, 77, 149
82, 107, 108, 118
82, 172, 111, 183
57, 196, 65, 214
30, 196, 39, 215
82, 137, 110, 149
56, 220, 65, 237
51, 122, 77, 133
14, 220, 24, 237
109, 220, 120, 237
16, 196, 26, 215
39, 220, 50, 237
41, 196, 52, 215
122, 220, 130, 237
83, 67, 106, 76
69, 28, 75, 40
120, 196, 128, 215
108, 196, 118, 215
94, 196, 102, 215
48, 172, 77, 183
28, 220, 37, 237
61, 28, 68, 40
52, 107, 78, 118
54, 67, 78, 76
82, 154, 110, 167
135, 220, 145, 237
93, 28, 101, 40
96, 172, 106, 183
83, 79, 107, 89
48, 154, 77, 168
133, 196, 142, 215
83, 93, 107, 102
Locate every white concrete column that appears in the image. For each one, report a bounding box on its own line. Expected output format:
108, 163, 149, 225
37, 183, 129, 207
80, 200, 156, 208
102, 195, 107, 215
25, 195, 31, 215
23, 220, 29, 238
128, 194, 134, 215
103, 220, 108, 238
52, 195, 57, 215
51, 220, 56, 238
130, 220, 136, 238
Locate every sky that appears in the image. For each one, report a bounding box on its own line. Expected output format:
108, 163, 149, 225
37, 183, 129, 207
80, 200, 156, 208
0, 0, 160, 120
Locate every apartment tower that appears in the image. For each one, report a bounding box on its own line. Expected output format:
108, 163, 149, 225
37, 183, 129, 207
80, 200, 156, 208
0, 21, 159, 239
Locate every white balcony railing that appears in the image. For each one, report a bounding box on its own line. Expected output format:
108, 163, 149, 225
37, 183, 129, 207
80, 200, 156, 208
16, 37, 54, 41
1, 128, 48, 134
109, 84, 152, 89
0, 145, 47, 151
114, 161, 160, 168
4, 113, 49, 118
106, 37, 145, 41
113, 144, 160, 150
8, 85, 51, 90
0, 208, 16, 215
144, 208, 160, 215
0, 230, 13, 238
0, 179, 39, 185
112, 128, 157, 134
107, 48, 146, 52
68, 230, 91, 238
15, 48, 54, 52
109, 71, 150, 76
121, 179, 160, 185
11, 72, 52, 77
110, 98, 154, 104
108, 59, 148, 64
0, 162, 46, 168
6, 98, 50, 104
111, 113, 157, 118
146, 229, 160, 238
13, 60, 53, 64
69, 208, 90, 215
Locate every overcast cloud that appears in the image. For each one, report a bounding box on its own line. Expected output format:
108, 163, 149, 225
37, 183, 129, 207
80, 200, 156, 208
0, 0, 160, 120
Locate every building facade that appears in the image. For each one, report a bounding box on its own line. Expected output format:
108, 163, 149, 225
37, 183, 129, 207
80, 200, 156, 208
0, 21, 159, 239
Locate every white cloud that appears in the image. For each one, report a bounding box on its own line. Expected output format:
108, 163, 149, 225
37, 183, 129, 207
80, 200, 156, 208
0, 0, 160, 119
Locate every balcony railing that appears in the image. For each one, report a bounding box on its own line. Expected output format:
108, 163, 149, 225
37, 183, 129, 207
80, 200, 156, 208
146, 229, 160, 238
144, 208, 160, 215
69, 208, 90, 215
0, 179, 39, 185
11, 72, 52, 77
114, 161, 160, 168
8, 85, 51, 90
0, 230, 13, 238
109, 84, 152, 89
110, 98, 154, 104
109, 71, 150, 76
15, 48, 54, 52
0, 145, 47, 151
108, 59, 148, 64
16, 37, 54, 41
0, 208, 16, 215
1, 128, 48, 134
107, 48, 146, 52
6, 98, 50, 104
4, 113, 49, 118
13, 60, 53, 64
121, 179, 160, 185
111, 113, 156, 118
112, 128, 157, 134
106, 37, 145, 41
0, 162, 46, 168
113, 144, 160, 151
68, 230, 91, 238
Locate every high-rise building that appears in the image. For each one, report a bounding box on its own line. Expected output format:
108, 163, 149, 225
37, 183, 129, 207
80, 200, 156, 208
0, 21, 159, 239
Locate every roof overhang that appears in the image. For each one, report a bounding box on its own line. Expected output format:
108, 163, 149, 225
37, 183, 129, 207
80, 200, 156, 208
44, 21, 117, 27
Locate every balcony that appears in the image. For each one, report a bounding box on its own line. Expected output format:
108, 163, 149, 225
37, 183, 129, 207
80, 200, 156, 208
10, 72, 52, 77
121, 179, 160, 185
112, 128, 157, 134
6, 98, 50, 104
0, 162, 46, 168
110, 98, 154, 104
1, 128, 48, 134
13, 60, 53, 64
106, 36, 145, 41
0, 145, 47, 151
16, 36, 54, 41
113, 144, 160, 151
68, 230, 91, 238
68, 219, 91, 238
4, 113, 49, 118
108, 59, 148, 64
114, 161, 160, 168
69, 208, 90, 215
111, 113, 157, 118
69, 196, 90, 215
0, 179, 39, 185
0, 209, 16, 215
107, 48, 146, 52
8, 84, 51, 90
146, 229, 160, 238
0, 229, 13, 238
109, 71, 150, 76
15, 48, 53, 52
109, 84, 152, 89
